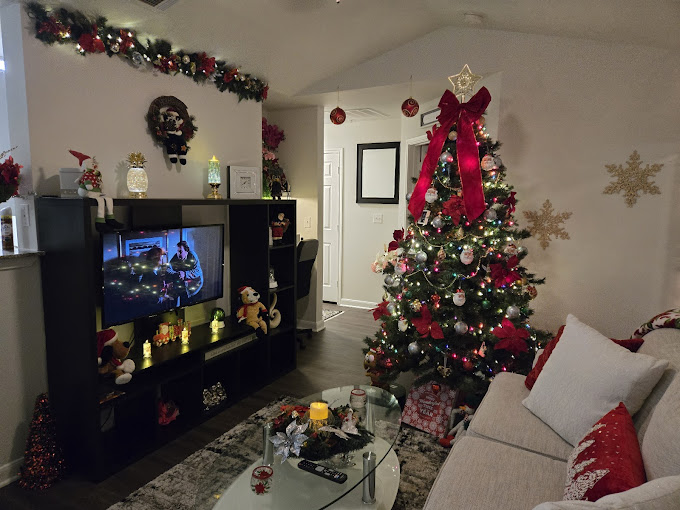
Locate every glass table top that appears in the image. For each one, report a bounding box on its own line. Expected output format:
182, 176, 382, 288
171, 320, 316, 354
212, 385, 402, 510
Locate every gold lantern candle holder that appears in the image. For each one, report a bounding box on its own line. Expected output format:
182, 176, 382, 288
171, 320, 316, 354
127, 152, 148, 198
207, 155, 222, 199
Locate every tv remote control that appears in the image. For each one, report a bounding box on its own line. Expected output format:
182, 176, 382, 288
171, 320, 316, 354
297, 459, 348, 484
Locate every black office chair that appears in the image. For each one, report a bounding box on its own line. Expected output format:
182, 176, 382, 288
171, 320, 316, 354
296, 239, 319, 349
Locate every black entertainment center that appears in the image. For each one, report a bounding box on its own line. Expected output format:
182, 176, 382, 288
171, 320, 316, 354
36, 197, 297, 480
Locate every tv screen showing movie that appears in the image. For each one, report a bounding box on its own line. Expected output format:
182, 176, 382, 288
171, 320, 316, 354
101, 224, 224, 327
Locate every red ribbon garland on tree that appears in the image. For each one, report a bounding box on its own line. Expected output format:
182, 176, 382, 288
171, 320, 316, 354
409, 87, 491, 221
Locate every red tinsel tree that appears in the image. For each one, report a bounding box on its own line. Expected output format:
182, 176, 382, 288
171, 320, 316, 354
19, 393, 65, 490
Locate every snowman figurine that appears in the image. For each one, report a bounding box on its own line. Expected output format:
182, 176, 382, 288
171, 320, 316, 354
70, 150, 124, 233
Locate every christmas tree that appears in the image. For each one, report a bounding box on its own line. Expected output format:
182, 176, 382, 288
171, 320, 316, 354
364, 67, 551, 406
19, 393, 65, 490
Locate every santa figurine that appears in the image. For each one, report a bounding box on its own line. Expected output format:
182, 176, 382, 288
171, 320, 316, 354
69, 150, 124, 233
270, 212, 290, 245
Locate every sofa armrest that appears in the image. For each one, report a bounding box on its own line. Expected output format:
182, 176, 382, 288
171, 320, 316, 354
533, 502, 602, 510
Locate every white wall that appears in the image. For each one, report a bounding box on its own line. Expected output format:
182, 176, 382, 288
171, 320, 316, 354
324, 117, 402, 307
313, 27, 680, 337
266, 106, 324, 329
0, 6, 262, 484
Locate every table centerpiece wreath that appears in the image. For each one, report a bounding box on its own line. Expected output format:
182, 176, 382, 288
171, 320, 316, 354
270, 404, 373, 463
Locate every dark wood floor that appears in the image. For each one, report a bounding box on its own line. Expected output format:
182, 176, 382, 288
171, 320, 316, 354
0, 304, 385, 510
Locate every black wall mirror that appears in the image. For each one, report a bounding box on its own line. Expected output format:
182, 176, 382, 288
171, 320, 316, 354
356, 142, 400, 204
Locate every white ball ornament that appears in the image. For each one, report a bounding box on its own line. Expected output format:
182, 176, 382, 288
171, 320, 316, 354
494, 156, 503, 168
415, 251, 428, 263
440, 151, 454, 163
460, 248, 474, 265
384, 275, 394, 286
506, 305, 520, 319
425, 187, 438, 203
483, 209, 497, 221
399, 319, 409, 332
408, 341, 419, 354
454, 321, 469, 335
448, 130, 457, 141
386, 302, 396, 314
431, 215, 444, 229
481, 154, 495, 171
406, 192, 412, 201
453, 289, 466, 306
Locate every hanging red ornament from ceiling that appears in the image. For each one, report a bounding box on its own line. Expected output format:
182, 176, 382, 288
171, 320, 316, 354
330, 107, 346, 125
401, 97, 419, 118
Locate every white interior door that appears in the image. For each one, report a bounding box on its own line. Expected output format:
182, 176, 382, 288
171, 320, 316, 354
323, 149, 341, 303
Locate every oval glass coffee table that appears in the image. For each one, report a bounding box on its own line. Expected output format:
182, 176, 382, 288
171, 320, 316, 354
212, 385, 402, 509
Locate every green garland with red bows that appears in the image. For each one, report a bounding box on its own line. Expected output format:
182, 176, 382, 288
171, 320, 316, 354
25, 2, 268, 103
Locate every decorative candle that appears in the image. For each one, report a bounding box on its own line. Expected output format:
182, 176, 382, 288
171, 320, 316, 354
181, 327, 189, 345
126, 152, 148, 198
211, 319, 219, 334
309, 402, 329, 421
208, 155, 221, 184
143, 340, 152, 358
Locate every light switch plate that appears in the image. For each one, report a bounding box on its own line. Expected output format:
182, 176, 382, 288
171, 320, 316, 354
372, 213, 383, 224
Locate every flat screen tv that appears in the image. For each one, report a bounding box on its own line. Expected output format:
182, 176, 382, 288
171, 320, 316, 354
101, 224, 224, 328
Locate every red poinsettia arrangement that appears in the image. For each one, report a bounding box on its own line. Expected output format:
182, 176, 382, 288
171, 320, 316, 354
442, 195, 466, 225
412, 305, 444, 339
0, 154, 22, 204
489, 255, 521, 288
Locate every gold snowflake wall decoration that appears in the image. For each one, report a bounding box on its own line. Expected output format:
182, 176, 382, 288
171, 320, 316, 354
603, 151, 663, 207
523, 199, 572, 250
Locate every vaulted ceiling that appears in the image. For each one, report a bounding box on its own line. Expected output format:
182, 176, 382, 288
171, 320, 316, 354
37, 0, 680, 111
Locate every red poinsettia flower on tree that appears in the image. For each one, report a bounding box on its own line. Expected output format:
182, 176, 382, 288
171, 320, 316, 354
411, 305, 444, 339
388, 229, 405, 251
489, 255, 521, 288
371, 301, 390, 321
38, 16, 68, 38
262, 85, 269, 100
504, 191, 517, 214
223, 68, 238, 83
492, 318, 530, 356
442, 195, 466, 225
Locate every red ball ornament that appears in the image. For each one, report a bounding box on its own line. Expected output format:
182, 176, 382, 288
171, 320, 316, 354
330, 107, 346, 125
401, 97, 419, 118
463, 360, 474, 371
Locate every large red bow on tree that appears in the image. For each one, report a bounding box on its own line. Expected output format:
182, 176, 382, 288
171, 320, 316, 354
411, 305, 444, 339
409, 87, 491, 222
489, 255, 521, 288
371, 301, 390, 320
492, 318, 529, 356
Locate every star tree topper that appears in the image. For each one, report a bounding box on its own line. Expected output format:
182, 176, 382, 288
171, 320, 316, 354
523, 199, 572, 250
448, 64, 482, 99
603, 150, 663, 207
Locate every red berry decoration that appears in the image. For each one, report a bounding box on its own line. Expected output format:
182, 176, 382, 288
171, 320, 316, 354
330, 107, 346, 125
401, 97, 419, 118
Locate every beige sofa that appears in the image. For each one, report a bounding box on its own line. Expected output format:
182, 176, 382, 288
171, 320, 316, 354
423, 328, 680, 510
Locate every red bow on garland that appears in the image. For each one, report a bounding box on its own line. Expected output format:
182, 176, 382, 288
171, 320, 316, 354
409, 87, 491, 222
371, 301, 390, 321
492, 318, 529, 356
442, 195, 467, 225
489, 255, 521, 288
38, 16, 68, 37
223, 68, 238, 83
411, 305, 444, 339
504, 191, 517, 214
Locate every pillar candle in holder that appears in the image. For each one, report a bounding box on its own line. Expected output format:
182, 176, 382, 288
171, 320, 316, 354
208, 155, 221, 184
309, 402, 329, 421
211, 319, 219, 334
143, 340, 152, 358
181, 327, 189, 345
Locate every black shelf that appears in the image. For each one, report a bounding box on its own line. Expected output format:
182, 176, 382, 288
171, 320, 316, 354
36, 196, 297, 481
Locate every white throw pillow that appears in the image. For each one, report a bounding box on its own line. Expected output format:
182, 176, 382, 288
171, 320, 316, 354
522, 314, 667, 446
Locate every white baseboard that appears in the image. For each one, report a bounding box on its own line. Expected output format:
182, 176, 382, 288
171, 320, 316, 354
0, 458, 21, 489
298, 319, 325, 332
338, 298, 374, 309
